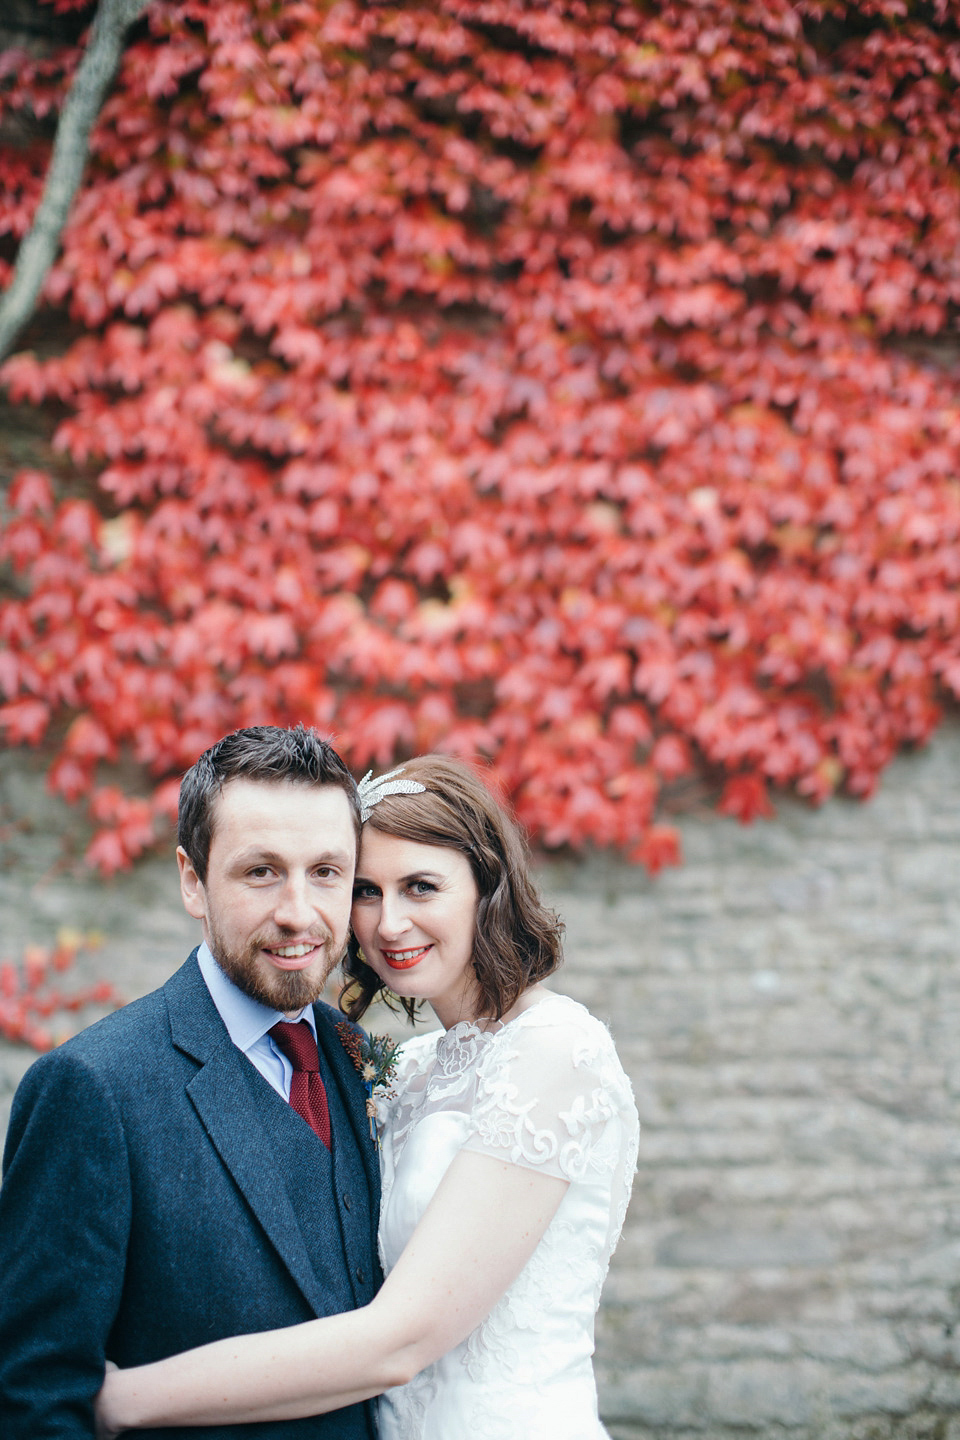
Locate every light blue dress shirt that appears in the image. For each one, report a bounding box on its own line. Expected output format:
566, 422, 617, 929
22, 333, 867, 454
196, 940, 319, 1102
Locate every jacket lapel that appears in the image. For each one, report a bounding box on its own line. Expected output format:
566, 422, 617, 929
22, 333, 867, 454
313, 1003, 382, 1220
164, 955, 331, 1316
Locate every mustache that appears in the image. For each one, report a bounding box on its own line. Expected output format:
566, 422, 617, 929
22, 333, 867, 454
255, 929, 334, 948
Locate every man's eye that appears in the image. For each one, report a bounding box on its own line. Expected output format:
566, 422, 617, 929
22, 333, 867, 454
248, 866, 272, 879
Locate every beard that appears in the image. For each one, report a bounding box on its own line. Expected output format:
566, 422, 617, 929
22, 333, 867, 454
209, 920, 345, 1013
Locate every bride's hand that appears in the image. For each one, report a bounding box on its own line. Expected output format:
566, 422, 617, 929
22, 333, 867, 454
95, 1360, 122, 1440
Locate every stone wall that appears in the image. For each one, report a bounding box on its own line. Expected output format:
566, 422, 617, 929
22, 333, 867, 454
2, 730, 959, 1438
553, 730, 960, 1440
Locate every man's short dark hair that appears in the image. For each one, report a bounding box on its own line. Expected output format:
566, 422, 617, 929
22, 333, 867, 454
178, 725, 360, 882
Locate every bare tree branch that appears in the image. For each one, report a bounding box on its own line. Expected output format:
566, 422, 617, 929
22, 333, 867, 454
0, 0, 152, 363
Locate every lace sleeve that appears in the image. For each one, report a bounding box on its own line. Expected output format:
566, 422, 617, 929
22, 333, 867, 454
461, 1001, 635, 1185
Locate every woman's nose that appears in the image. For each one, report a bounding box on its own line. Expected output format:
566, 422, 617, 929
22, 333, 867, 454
377, 892, 411, 940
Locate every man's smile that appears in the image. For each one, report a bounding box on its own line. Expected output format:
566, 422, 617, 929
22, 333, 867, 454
261, 938, 328, 969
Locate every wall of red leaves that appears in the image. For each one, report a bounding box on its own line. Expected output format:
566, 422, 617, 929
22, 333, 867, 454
2, 0, 960, 872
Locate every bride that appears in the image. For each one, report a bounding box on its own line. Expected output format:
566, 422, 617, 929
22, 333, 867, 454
97, 755, 639, 1440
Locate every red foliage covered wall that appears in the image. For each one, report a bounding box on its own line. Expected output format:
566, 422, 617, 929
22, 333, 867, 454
1, 0, 960, 870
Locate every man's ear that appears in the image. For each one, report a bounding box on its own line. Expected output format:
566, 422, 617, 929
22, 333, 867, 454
177, 846, 207, 921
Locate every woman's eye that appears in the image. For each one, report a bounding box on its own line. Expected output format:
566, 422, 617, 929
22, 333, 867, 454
352, 884, 379, 901
410, 880, 436, 896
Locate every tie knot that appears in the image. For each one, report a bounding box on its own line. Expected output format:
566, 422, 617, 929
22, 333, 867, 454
269, 1020, 319, 1073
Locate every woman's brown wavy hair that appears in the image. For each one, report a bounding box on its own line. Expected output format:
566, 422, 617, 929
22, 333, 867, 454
339, 755, 563, 1024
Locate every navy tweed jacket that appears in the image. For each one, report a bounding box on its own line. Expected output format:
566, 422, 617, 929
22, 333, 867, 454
0, 950, 382, 1439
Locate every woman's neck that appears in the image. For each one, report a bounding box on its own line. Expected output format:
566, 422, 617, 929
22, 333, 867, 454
431, 982, 549, 1032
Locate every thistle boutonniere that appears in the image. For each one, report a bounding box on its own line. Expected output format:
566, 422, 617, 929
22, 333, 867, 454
336, 1024, 401, 1146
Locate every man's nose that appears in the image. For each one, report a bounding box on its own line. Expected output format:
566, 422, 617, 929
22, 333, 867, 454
272, 876, 317, 932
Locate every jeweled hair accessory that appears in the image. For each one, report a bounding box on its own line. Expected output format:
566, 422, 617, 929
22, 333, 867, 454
356, 766, 426, 823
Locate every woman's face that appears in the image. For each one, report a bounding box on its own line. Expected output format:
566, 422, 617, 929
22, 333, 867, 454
351, 828, 480, 1029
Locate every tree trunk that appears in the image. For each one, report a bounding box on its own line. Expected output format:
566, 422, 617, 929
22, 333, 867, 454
0, 0, 152, 363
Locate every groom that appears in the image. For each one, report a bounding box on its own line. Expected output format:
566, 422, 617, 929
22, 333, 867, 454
0, 726, 381, 1439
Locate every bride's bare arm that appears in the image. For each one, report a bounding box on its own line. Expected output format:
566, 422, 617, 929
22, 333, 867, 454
97, 1151, 567, 1433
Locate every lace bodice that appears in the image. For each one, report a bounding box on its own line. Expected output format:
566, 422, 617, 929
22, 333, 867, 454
375, 992, 640, 1440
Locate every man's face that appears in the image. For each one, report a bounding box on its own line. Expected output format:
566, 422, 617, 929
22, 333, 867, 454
178, 779, 357, 1015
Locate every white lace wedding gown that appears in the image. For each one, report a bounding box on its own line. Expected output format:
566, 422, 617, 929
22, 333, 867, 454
375, 991, 640, 1440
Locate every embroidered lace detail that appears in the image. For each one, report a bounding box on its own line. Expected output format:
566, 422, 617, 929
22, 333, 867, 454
435, 1019, 495, 1072
380, 1364, 439, 1438
376, 992, 638, 1440
462, 1212, 603, 1384
376, 1022, 494, 1161
466, 1007, 634, 1188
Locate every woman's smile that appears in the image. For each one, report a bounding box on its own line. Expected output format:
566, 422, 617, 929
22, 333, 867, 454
381, 943, 433, 970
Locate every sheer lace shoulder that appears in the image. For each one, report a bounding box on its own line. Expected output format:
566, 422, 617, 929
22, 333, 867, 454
462, 993, 636, 1185
374, 1027, 440, 1134
391, 1027, 441, 1082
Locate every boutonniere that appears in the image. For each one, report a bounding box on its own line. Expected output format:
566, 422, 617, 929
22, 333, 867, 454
336, 1023, 401, 1146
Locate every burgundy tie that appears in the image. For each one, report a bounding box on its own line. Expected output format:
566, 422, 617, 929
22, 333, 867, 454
269, 1020, 331, 1149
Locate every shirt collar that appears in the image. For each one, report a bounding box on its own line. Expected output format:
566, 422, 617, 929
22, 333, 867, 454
197, 940, 318, 1052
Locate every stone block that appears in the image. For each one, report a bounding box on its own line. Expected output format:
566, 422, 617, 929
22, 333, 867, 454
705, 1358, 827, 1426
860, 1286, 954, 1322
793, 1322, 910, 1370
657, 1225, 838, 1269
891, 847, 960, 897
598, 1365, 708, 1429
904, 1241, 960, 1285
827, 1364, 932, 1418
766, 869, 839, 914
639, 1129, 777, 1164
928, 1374, 960, 1408
667, 1321, 797, 1361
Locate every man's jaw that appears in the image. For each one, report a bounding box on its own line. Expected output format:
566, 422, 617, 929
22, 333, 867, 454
209, 926, 344, 1011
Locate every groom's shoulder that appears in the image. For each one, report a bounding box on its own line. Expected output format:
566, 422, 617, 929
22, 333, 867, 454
34, 952, 201, 1076
5, 956, 207, 1165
